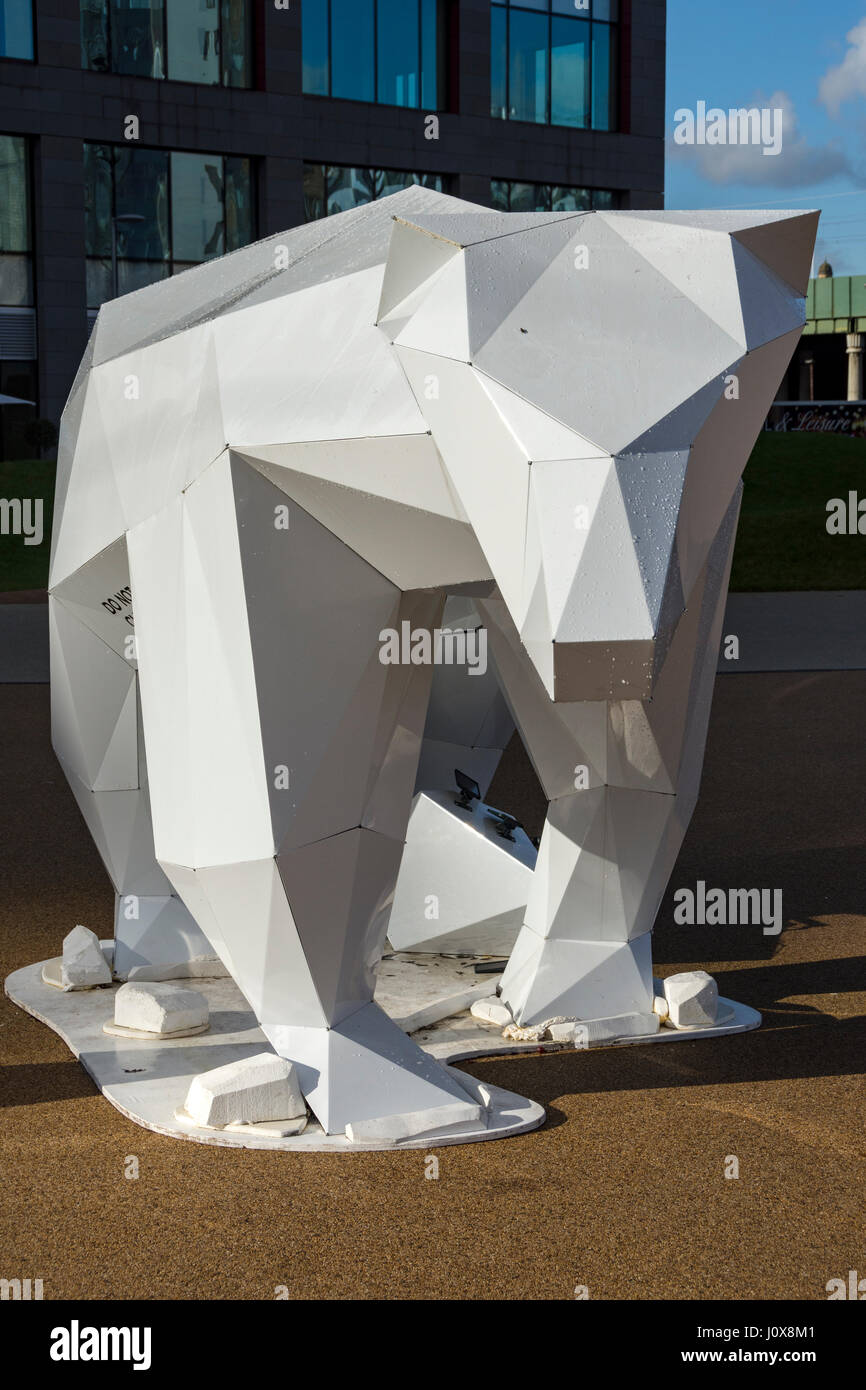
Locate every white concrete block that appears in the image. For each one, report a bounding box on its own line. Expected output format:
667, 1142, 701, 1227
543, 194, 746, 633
653, 995, 670, 1020
663, 971, 718, 1029
583, 1012, 660, 1042
345, 1100, 483, 1145
185, 1052, 306, 1128
470, 996, 513, 1027
61, 925, 112, 991
547, 1021, 577, 1042
114, 981, 209, 1035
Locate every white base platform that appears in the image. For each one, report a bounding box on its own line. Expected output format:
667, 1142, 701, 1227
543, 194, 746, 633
5, 952, 760, 1152
4, 961, 544, 1151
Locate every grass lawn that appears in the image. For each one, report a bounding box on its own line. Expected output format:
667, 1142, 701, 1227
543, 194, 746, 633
0, 431, 864, 594
0, 457, 56, 593
730, 430, 866, 591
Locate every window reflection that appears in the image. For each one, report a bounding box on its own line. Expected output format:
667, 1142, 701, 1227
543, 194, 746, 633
491, 178, 617, 213
491, 1, 617, 131
0, 0, 35, 59
303, 0, 441, 110
304, 164, 445, 221
81, 0, 252, 87
0, 134, 33, 306
84, 142, 255, 307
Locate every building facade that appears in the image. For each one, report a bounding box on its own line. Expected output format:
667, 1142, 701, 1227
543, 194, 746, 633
0, 0, 666, 455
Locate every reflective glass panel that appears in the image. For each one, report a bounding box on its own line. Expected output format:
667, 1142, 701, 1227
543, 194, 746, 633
591, 21, 616, 130
0, 0, 34, 59
303, 163, 326, 220
509, 181, 549, 212
490, 179, 510, 212
420, 0, 439, 108
84, 144, 113, 258
166, 0, 219, 85
490, 3, 507, 118
551, 16, 589, 128
326, 165, 380, 215
110, 0, 166, 78
171, 152, 224, 262
377, 0, 419, 108
81, 0, 109, 69
302, 0, 328, 95
0, 135, 30, 254
330, 0, 375, 102
114, 146, 170, 259
551, 184, 591, 211
508, 9, 548, 123
224, 156, 252, 250
221, 0, 250, 86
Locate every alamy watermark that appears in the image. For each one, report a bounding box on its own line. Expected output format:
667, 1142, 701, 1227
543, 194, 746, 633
673, 881, 783, 936
0, 497, 43, 546
379, 621, 487, 676
674, 101, 783, 157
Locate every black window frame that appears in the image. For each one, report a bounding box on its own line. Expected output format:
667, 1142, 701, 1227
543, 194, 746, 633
80, 0, 254, 89
490, 0, 618, 133
84, 140, 257, 309
302, 0, 445, 111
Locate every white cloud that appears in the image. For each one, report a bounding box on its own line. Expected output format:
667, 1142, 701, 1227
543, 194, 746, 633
669, 91, 851, 187
820, 18, 866, 116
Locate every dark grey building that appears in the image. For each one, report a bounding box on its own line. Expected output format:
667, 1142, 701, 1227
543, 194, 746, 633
0, 0, 666, 456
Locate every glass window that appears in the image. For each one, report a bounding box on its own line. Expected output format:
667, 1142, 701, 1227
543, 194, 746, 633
509, 9, 548, 123
491, 178, 616, 214
303, 163, 326, 222
0, 0, 34, 59
114, 147, 170, 260
111, 0, 166, 78
166, 0, 219, 85
331, 0, 375, 102
81, 0, 109, 70
225, 156, 253, 250
0, 134, 32, 306
490, 179, 510, 214
221, 0, 251, 87
377, 0, 419, 108
510, 181, 549, 212
171, 152, 224, 262
82, 0, 251, 87
420, 0, 438, 109
591, 20, 616, 131
84, 142, 255, 307
304, 163, 444, 221
492, 1, 618, 131
551, 17, 589, 128
491, 4, 507, 119
302, 0, 328, 96
304, 1, 440, 109
551, 183, 592, 212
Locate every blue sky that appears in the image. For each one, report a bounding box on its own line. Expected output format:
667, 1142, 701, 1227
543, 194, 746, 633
666, 0, 866, 273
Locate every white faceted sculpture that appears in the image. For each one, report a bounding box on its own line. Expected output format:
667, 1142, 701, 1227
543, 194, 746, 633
387, 790, 536, 954
49, 187, 816, 1138
60, 924, 112, 990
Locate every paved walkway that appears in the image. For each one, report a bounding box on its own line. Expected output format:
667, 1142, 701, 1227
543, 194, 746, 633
4, 593, 865, 682
2, 672, 865, 1299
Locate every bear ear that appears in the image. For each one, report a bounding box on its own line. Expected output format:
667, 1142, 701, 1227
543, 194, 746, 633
731, 211, 820, 297
377, 216, 463, 324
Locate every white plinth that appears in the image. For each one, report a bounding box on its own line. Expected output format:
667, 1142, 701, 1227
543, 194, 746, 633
5, 951, 760, 1152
